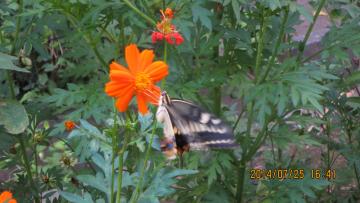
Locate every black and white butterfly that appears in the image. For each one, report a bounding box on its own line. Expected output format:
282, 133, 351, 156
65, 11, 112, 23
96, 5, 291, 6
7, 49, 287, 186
156, 91, 238, 159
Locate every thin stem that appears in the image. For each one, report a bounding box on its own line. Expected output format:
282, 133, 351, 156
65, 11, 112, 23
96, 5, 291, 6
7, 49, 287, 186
296, 0, 326, 63
6, 71, 16, 99
115, 119, 131, 203
34, 144, 38, 179
259, 6, 289, 83
111, 105, 118, 203
213, 86, 221, 116
130, 121, 157, 203
7, 0, 24, 99
235, 160, 246, 202
122, 0, 156, 26
18, 136, 40, 203
302, 36, 360, 63
254, 10, 267, 83
161, 42, 168, 89
232, 109, 244, 131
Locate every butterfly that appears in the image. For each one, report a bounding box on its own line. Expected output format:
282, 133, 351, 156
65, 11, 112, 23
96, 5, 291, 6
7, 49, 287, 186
155, 91, 238, 159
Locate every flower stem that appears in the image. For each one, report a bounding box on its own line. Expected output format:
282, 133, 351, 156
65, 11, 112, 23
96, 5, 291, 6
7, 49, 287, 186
130, 121, 157, 203
254, 9, 267, 83
115, 118, 130, 203
110, 105, 118, 203
161, 42, 168, 89
18, 136, 40, 203
122, 0, 156, 26
259, 6, 289, 84
296, 0, 326, 63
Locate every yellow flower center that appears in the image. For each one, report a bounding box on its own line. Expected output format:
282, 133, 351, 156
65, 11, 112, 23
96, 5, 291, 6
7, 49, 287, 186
135, 72, 151, 90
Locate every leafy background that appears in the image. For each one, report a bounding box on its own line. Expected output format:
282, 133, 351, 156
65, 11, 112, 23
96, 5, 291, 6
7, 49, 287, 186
1, 0, 360, 202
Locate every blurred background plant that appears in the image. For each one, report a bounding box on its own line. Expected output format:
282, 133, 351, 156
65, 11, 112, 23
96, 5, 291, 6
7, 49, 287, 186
0, 0, 360, 202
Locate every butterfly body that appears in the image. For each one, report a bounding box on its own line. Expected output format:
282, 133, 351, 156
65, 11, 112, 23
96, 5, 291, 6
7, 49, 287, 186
156, 91, 237, 158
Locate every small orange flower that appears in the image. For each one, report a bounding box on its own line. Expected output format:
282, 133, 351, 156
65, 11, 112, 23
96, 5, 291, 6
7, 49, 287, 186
105, 44, 168, 114
0, 191, 17, 203
164, 8, 174, 19
64, 120, 76, 131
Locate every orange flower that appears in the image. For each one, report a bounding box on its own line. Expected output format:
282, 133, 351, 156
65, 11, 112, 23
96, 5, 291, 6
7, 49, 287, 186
64, 120, 76, 131
0, 191, 17, 203
105, 44, 168, 114
164, 8, 174, 19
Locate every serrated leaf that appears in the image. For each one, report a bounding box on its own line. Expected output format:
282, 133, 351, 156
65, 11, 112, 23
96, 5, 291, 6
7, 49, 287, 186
344, 71, 360, 86
191, 3, 212, 30
76, 174, 108, 194
0, 100, 29, 134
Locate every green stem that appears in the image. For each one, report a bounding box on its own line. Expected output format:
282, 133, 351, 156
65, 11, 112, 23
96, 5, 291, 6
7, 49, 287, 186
18, 136, 40, 203
111, 105, 118, 203
232, 109, 244, 130
235, 160, 246, 203
161, 42, 168, 89
213, 86, 221, 116
7, 0, 24, 99
130, 121, 157, 203
122, 0, 156, 26
302, 36, 360, 63
254, 10, 267, 83
259, 6, 289, 83
115, 119, 130, 203
6, 71, 16, 99
296, 0, 326, 63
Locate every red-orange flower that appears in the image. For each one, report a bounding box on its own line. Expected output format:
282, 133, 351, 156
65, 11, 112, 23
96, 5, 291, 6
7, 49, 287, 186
105, 44, 168, 115
64, 120, 76, 131
151, 8, 184, 45
0, 191, 17, 203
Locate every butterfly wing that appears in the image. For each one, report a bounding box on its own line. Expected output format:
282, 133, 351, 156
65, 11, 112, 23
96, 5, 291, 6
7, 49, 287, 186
165, 99, 238, 150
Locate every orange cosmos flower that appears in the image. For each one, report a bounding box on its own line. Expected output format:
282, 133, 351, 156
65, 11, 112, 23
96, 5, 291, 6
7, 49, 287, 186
0, 191, 17, 203
105, 44, 168, 115
64, 120, 76, 131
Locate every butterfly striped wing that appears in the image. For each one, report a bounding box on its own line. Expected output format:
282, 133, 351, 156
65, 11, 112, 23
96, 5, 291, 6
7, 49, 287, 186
157, 91, 237, 154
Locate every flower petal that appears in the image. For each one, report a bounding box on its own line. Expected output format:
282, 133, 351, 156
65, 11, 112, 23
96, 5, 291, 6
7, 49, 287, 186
110, 70, 134, 82
0, 191, 12, 203
125, 44, 140, 74
144, 61, 169, 83
136, 93, 148, 115
138, 49, 155, 72
105, 81, 134, 97
142, 85, 161, 106
115, 87, 134, 112
110, 61, 128, 72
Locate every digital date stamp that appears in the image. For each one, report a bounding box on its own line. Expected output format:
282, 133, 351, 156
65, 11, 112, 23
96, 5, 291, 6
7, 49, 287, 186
250, 169, 305, 180
249, 168, 336, 180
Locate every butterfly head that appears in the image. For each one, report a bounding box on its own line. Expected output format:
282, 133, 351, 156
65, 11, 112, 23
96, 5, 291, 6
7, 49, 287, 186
159, 91, 172, 106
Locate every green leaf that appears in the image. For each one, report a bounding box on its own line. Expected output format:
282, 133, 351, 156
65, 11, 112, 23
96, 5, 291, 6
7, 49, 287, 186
344, 71, 360, 86
59, 191, 94, 203
296, 5, 313, 22
192, 3, 212, 30
76, 174, 109, 194
0, 100, 29, 134
232, 0, 241, 24
0, 52, 30, 73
